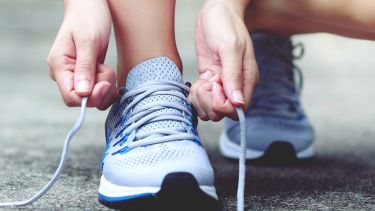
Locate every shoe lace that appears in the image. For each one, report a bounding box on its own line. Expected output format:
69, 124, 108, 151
251, 41, 305, 119
110, 80, 197, 155
236, 107, 247, 211
0, 97, 88, 208
0, 84, 248, 211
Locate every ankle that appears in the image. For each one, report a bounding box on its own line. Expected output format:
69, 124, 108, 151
116, 54, 182, 87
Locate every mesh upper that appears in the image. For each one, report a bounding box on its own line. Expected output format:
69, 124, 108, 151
126, 57, 183, 90
111, 142, 196, 168
102, 57, 214, 187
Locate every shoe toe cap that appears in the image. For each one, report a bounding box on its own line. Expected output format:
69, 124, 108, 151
102, 141, 214, 187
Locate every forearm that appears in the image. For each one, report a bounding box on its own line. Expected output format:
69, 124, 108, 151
245, 0, 375, 40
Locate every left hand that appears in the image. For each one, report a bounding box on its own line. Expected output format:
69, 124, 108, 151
190, 0, 259, 121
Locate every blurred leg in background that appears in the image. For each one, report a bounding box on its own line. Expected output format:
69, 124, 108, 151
220, 0, 375, 162
245, 0, 375, 39
219, 30, 315, 161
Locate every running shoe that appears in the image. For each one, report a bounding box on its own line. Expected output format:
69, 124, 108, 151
219, 32, 315, 160
98, 57, 218, 210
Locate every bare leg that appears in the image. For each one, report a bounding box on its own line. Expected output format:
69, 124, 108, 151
245, 0, 375, 39
107, 0, 182, 86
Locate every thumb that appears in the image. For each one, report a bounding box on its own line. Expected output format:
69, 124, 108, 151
74, 39, 98, 96
220, 47, 244, 106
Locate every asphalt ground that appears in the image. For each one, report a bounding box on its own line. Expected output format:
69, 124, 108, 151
1, 1, 375, 210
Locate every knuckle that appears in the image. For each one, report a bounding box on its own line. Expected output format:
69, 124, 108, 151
199, 115, 209, 121
196, 110, 208, 121
108, 71, 117, 84
212, 103, 223, 113
223, 35, 245, 50
76, 60, 94, 73
108, 68, 116, 77
190, 83, 198, 91
47, 54, 72, 71
209, 113, 222, 122
96, 105, 107, 111
232, 70, 243, 80
63, 97, 76, 107
60, 56, 71, 66
80, 34, 98, 45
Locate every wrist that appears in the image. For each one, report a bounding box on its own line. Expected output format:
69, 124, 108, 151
64, 0, 106, 11
204, 0, 250, 15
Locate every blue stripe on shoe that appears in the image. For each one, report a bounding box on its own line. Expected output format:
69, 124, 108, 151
98, 193, 154, 202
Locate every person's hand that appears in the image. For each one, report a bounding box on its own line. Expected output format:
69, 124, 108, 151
47, 0, 117, 110
190, 0, 259, 121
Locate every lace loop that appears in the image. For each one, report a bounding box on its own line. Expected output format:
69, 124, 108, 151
112, 80, 195, 154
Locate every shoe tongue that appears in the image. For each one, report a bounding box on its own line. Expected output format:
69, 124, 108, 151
125, 57, 187, 136
126, 57, 183, 91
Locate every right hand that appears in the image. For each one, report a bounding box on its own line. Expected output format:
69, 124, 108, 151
47, 0, 117, 110
190, 0, 258, 121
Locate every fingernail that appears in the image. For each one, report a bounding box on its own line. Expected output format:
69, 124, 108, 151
77, 80, 90, 93
201, 71, 212, 80
232, 90, 244, 104
212, 83, 218, 96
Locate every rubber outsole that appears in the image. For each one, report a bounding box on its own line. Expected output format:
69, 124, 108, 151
219, 131, 314, 161
98, 172, 219, 211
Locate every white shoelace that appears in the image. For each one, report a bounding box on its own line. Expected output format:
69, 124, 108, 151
0, 93, 247, 211
236, 107, 247, 211
111, 81, 195, 153
0, 97, 88, 208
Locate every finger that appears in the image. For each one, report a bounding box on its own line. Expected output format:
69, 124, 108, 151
54, 69, 82, 107
47, 29, 76, 82
211, 82, 238, 120
47, 55, 75, 82
74, 36, 99, 96
97, 42, 109, 64
199, 70, 213, 80
88, 64, 117, 108
189, 80, 209, 121
242, 41, 259, 111
194, 80, 222, 121
219, 43, 245, 106
47, 29, 83, 107
87, 81, 110, 107
96, 64, 118, 110
97, 86, 118, 110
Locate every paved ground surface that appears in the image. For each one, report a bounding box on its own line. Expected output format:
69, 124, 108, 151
1, 1, 375, 210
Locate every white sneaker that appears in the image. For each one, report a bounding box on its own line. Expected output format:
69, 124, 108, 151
99, 57, 218, 210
